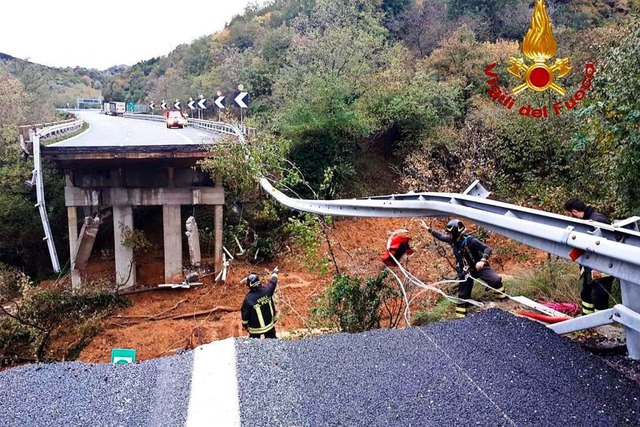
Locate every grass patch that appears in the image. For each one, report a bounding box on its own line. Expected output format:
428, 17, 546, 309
413, 298, 456, 325
503, 257, 581, 304
411, 258, 583, 325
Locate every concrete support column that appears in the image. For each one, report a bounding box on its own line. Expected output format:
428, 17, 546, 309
67, 206, 82, 291
214, 175, 224, 274
163, 205, 183, 282
185, 216, 201, 268
113, 205, 136, 289
214, 205, 223, 273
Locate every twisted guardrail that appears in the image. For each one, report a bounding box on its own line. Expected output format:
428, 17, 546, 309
259, 178, 640, 359
28, 119, 84, 273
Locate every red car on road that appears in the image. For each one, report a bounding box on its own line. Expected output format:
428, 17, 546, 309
166, 110, 187, 129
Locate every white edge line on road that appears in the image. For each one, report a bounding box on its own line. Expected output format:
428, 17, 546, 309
186, 338, 240, 427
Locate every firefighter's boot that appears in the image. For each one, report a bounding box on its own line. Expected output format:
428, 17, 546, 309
455, 305, 468, 318
581, 300, 595, 315
493, 285, 508, 301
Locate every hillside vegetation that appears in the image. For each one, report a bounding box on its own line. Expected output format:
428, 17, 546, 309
0, 0, 639, 365
101, 0, 640, 215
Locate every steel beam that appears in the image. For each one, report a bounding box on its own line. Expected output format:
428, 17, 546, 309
31, 131, 60, 272
260, 178, 640, 359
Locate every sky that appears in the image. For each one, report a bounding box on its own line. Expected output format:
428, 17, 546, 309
1, 0, 265, 70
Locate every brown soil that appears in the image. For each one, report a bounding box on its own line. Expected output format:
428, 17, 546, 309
67, 217, 548, 363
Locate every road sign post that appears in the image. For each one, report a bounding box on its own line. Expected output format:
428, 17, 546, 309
215, 91, 225, 122
234, 85, 249, 128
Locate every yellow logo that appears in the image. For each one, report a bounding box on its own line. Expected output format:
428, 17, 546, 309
507, 0, 572, 96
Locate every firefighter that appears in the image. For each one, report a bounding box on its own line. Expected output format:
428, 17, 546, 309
422, 219, 506, 318
563, 198, 615, 315
240, 268, 279, 338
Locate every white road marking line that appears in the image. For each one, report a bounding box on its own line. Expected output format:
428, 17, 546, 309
186, 338, 240, 427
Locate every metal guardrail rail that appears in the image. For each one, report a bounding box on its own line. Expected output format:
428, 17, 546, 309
28, 120, 83, 272
123, 113, 253, 138
259, 178, 640, 359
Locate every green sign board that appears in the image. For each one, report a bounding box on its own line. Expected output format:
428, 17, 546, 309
111, 348, 136, 365
128, 102, 135, 111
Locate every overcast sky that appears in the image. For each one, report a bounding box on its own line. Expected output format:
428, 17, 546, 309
1, 0, 265, 70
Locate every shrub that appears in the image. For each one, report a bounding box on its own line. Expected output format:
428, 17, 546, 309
283, 213, 330, 274
311, 271, 399, 333
0, 265, 128, 366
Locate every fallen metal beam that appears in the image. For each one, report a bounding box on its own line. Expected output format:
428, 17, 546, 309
30, 130, 60, 272
73, 215, 100, 271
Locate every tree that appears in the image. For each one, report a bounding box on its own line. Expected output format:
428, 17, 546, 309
582, 19, 640, 216
392, 0, 451, 56
270, 0, 393, 193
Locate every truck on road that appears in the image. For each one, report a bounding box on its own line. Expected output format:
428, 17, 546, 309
107, 101, 126, 116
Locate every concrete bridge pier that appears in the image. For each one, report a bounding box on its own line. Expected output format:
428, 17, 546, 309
114, 205, 136, 289
163, 205, 183, 282
67, 206, 82, 291
214, 177, 224, 273
47, 146, 224, 291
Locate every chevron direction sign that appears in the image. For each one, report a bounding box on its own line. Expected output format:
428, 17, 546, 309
215, 96, 226, 109
234, 92, 248, 109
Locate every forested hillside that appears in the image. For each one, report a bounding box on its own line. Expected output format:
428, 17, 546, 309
103, 0, 640, 216
0, 57, 110, 109
1, 0, 640, 365
1, 0, 639, 276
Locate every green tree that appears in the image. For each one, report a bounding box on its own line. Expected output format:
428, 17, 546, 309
582, 19, 640, 216
271, 0, 395, 194
0, 69, 67, 277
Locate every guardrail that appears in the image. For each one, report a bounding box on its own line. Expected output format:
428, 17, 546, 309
18, 119, 77, 142
21, 118, 85, 273
35, 120, 84, 142
123, 113, 255, 138
260, 178, 640, 359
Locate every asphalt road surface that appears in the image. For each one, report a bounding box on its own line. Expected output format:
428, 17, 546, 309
50, 110, 221, 147
1, 310, 639, 426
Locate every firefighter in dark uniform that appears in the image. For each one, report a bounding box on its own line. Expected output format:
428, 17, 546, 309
423, 219, 506, 318
241, 268, 279, 338
564, 198, 615, 315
